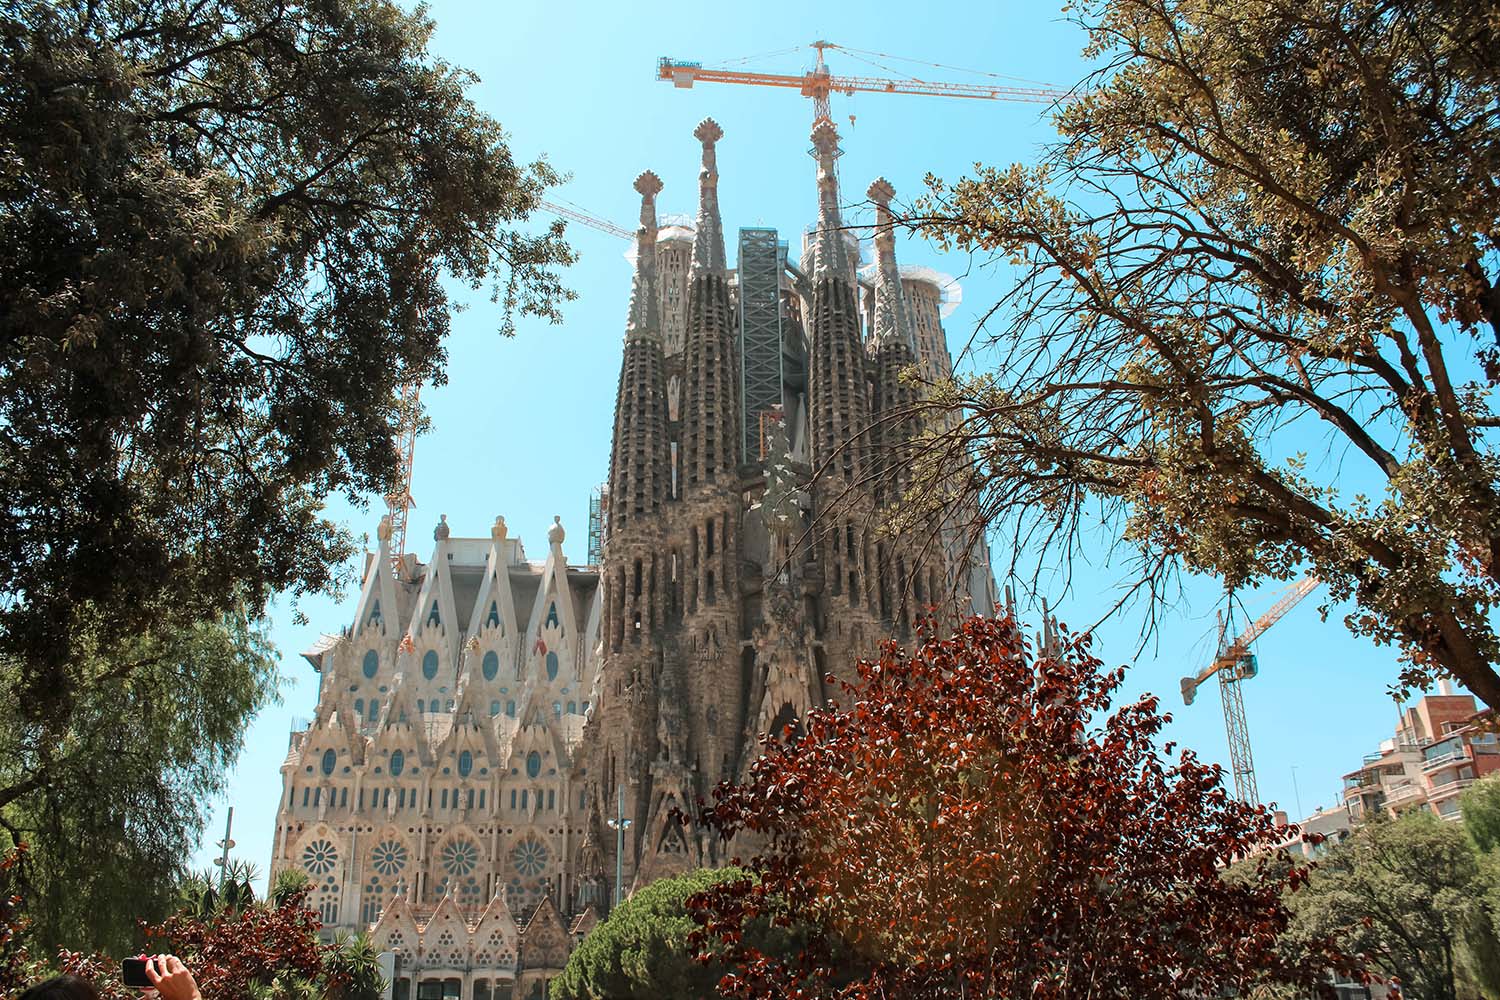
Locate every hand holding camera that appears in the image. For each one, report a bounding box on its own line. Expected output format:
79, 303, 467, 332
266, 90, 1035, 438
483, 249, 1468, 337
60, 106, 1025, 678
120, 955, 201, 1000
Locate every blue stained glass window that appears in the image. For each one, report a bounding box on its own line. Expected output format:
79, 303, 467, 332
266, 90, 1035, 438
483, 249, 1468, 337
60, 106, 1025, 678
369, 600, 382, 625
545, 602, 559, 628
390, 750, 405, 777
416, 699, 424, 714
490, 700, 500, 716
545, 651, 559, 681
526, 751, 541, 779
482, 651, 499, 680
427, 601, 440, 626
355, 698, 364, 716
368, 699, 380, 720
506, 701, 516, 718
487, 602, 501, 628
321, 749, 336, 776
567, 701, 576, 715
459, 751, 473, 777
362, 650, 379, 679
422, 650, 439, 679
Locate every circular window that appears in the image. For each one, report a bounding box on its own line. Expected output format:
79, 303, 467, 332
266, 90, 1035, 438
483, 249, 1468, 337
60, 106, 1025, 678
320, 749, 336, 776
422, 650, 439, 680
511, 835, 550, 878
390, 750, 405, 777
482, 651, 499, 681
362, 650, 379, 679
371, 840, 408, 877
302, 839, 338, 876
459, 750, 473, 778
441, 839, 479, 877
526, 751, 541, 779
545, 651, 559, 681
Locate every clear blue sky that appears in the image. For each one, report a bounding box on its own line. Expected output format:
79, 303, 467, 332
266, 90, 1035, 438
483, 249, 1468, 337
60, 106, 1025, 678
192, 0, 1457, 881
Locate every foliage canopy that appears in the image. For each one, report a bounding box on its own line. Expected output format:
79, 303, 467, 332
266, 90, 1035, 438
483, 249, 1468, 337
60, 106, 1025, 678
909, 0, 1500, 707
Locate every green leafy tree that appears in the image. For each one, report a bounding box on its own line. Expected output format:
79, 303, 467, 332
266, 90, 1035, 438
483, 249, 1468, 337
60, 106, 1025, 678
0, 613, 276, 955
1283, 812, 1496, 1000
907, 0, 1500, 706
551, 868, 812, 1000
1463, 772, 1500, 854
0, 0, 573, 821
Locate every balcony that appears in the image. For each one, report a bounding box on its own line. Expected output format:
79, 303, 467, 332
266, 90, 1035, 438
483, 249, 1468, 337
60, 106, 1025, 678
1427, 776, 1475, 802
1384, 781, 1427, 807
1423, 748, 1472, 772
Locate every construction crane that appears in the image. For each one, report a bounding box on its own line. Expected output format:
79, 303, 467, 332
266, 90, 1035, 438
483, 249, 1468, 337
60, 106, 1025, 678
658, 41, 1070, 124
539, 199, 634, 240
1181, 576, 1322, 805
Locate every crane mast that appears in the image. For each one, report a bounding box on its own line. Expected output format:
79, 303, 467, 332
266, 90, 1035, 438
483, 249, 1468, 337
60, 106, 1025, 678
1181, 576, 1321, 805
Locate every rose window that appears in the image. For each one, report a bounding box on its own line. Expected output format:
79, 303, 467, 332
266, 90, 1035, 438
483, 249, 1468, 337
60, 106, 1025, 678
371, 840, 408, 877
442, 839, 479, 877
511, 836, 549, 877
302, 839, 338, 875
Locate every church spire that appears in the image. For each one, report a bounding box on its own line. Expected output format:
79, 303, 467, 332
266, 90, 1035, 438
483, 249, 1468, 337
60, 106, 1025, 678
625, 170, 663, 342
810, 119, 851, 285
868, 178, 916, 351
868, 178, 921, 509
689, 118, 725, 280
607, 171, 670, 538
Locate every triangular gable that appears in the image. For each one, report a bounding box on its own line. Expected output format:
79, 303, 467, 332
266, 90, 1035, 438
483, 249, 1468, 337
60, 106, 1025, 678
407, 517, 461, 667
473, 887, 520, 944
371, 889, 420, 952
434, 689, 503, 770
524, 522, 579, 655
466, 518, 521, 641
519, 895, 570, 970
352, 519, 401, 638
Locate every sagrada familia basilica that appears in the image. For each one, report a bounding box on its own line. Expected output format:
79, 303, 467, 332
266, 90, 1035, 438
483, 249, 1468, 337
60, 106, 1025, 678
268, 115, 996, 1000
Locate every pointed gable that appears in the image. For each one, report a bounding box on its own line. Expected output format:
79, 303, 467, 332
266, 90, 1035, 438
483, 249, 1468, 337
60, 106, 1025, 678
371, 887, 420, 953
423, 892, 471, 969
466, 516, 521, 640
407, 515, 462, 669
519, 895, 570, 971
472, 889, 520, 971
352, 517, 402, 638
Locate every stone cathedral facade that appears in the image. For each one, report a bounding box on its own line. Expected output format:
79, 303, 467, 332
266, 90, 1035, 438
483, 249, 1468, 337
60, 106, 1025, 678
269, 116, 995, 1000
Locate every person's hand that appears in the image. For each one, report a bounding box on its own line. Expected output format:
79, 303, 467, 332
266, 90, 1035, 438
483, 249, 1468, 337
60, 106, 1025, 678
144, 954, 201, 1000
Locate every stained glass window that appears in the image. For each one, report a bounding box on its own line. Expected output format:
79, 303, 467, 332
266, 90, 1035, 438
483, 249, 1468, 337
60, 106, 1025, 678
545, 651, 559, 681
526, 751, 541, 779
458, 751, 473, 778
302, 839, 337, 875
371, 840, 408, 877
321, 749, 336, 775
441, 839, 479, 877
390, 750, 405, 777
363, 650, 379, 679
422, 650, 439, 680
482, 651, 499, 681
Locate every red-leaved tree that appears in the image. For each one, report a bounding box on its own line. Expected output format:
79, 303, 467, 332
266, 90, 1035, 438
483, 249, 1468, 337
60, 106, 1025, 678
44, 879, 371, 1000
689, 614, 1360, 999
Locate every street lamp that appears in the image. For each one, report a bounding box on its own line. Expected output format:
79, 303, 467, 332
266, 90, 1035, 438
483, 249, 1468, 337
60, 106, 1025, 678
605, 784, 632, 909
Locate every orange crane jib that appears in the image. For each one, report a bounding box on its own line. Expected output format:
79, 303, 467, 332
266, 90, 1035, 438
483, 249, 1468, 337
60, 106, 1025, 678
657, 57, 1067, 106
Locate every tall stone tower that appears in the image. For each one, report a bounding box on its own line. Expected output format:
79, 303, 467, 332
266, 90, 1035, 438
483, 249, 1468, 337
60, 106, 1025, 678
579, 117, 993, 898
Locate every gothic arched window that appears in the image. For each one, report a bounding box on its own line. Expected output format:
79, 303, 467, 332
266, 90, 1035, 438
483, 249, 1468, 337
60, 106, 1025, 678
321, 749, 336, 776
526, 751, 541, 779
545, 651, 559, 681
458, 750, 473, 778
544, 602, 559, 629
390, 750, 405, 777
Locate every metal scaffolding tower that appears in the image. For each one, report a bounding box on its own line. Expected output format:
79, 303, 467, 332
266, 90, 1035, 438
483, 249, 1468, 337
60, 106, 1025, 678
587, 485, 608, 566
738, 228, 784, 461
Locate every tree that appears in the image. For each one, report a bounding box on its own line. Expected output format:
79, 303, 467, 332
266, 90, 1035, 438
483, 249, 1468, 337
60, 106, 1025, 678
906, 0, 1500, 706
690, 614, 1351, 999
0, 612, 276, 955
1281, 811, 1498, 1000
0, 0, 573, 814
552, 868, 814, 1000
1463, 772, 1500, 854
35, 874, 384, 1000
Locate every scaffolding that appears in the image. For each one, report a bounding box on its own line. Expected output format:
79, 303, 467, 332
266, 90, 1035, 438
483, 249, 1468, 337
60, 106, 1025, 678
587, 484, 608, 567
738, 228, 785, 463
